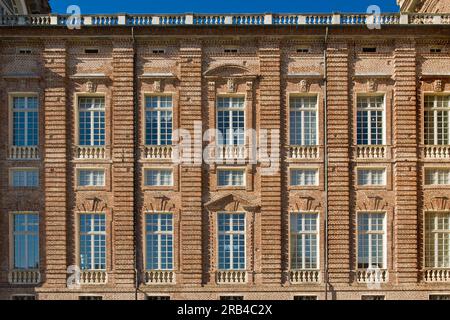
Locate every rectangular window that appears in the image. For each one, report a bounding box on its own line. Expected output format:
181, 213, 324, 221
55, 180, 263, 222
425, 169, 450, 185
361, 295, 385, 301
78, 97, 105, 146
12, 95, 38, 147
78, 169, 105, 187
144, 169, 173, 186
217, 169, 245, 187
290, 213, 319, 270
10, 168, 39, 187
425, 95, 450, 145
290, 169, 318, 186
217, 96, 245, 146
357, 96, 384, 145
12, 212, 39, 270
357, 213, 386, 269
145, 95, 173, 146
79, 213, 106, 270
145, 213, 174, 270
218, 213, 246, 270
425, 212, 450, 268
294, 296, 317, 301
357, 168, 386, 186
289, 96, 318, 146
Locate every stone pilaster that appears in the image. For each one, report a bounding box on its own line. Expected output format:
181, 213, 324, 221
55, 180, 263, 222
393, 40, 419, 284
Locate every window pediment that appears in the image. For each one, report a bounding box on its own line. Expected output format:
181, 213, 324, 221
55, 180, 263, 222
205, 193, 260, 212
203, 64, 258, 79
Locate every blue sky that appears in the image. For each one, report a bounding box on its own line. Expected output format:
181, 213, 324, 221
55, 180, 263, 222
49, 0, 400, 14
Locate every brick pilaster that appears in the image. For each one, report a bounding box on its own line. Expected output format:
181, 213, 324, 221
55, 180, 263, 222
258, 41, 282, 284
393, 41, 419, 283
179, 42, 203, 284
112, 39, 136, 287
42, 40, 68, 287
326, 42, 351, 285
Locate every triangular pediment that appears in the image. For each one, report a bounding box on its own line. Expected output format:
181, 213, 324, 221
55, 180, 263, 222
205, 193, 260, 212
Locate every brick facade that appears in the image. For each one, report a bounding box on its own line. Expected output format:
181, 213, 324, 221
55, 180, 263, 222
1, 20, 450, 300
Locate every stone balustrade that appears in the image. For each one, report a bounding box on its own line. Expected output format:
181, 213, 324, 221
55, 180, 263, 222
289, 145, 319, 159
9, 146, 39, 160
79, 270, 108, 285
289, 270, 321, 284
144, 270, 176, 284
76, 146, 106, 160
356, 269, 389, 283
423, 145, 450, 159
216, 270, 247, 284
142, 145, 173, 160
423, 269, 450, 282
8, 270, 41, 285
215, 145, 247, 160
356, 145, 387, 159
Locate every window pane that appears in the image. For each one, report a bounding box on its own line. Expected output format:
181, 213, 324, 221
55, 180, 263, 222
78, 97, 105, 146
218, 213, 245, 270
425, 169, 450, 185
357, 213, 386, 269
357, 169, 385, 186
13, 213, 39, 269
425, 95, 450, 145
290, 169, 318, 186
11, 169, 39, 187
145, 213, 174, 270
290, 96, 318, 146
145, 96, 173, 145
217, 97, 245, 146
218, 170, 245, 187
12, 96, 38, 147
145, 169, 173, 186
357, 96, 384, 146
79, 213, 106, 270
290, 213, 318, 270
425, 212, 450, 268
78, 169, 105, 187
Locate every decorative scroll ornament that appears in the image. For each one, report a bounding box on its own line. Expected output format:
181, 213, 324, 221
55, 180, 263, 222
227, 78, 236, 93
299, 79, 309, 93
367, 78, 377, 92
433, 79, 443, 92
86, 80, 96, 93
153, 80, 163, 92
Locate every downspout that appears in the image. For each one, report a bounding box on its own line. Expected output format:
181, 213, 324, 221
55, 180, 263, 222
131, 26, 139, 301
323, 26, 329, 301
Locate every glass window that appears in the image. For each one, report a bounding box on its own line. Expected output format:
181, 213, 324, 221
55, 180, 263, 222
290, 213, 319, 270
78, 97, 105, 146
11, 169, 39, 187
78, 169, 105, 187
144, 169, 173, 186
145, 95, 173, 146
357, 213, 386, 269
424, 95, 450, 145
12, 96, 38, 147
357, 169, 386, 186
79, 213, 106, 270
357, 96, 384, 145
145, 213, 174, 270
217, 97, 245, 146
13, 212, 39, 270
217, 169, 245, 187
218, 213, 246, 270
290, 96, 318, 146
425, 212, 450, 268
290, 169, 318, 186
425, 169, 450, 185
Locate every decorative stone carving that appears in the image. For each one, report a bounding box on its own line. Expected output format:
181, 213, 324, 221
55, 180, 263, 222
299, 79, 309, 93
367, 78, 377, 92
86, 80, 96, 93
290, 195, 321, 212
357, 195, 388, 211
205, 193, 260, 212
246, 81, 253, 92
153, 79, 163, 92
227, 78, 236, 93
424, 196, 450, 211
144, 195, 176, 212
433, 79, 443, 92
77, 197, 107, 213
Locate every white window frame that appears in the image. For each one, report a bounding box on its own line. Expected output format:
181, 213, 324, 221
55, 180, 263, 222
357, 212, 387, 270
77, 95, 106, 146
77, 168, 106, 187
10, 212, 39, 270
425, 168, 450, 186
425, 212, 450, 268
217, 212, 246, 271
356, 95, 386, 146
289, 94, 319, 146
9, 168, 39, 187
216, 95, 245, 146
289, 212, 320, 270
289, 168, 319, 186
9, 93, 39, 147
144, 212, 174, 271
217, 168, 246, 187
424, 95, 450, 145
144, 94, 173, 146
144, 168, 173, 187
78, 212, 107, 271
357, 168, 386, 186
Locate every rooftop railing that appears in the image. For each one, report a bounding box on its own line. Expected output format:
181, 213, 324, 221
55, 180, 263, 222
1, 13, 450, 27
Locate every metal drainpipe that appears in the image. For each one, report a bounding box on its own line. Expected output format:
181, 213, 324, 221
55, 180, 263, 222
323, 26, 329, 301
131, 26, 139, 301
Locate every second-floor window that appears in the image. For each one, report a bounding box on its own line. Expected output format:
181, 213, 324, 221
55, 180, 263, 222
289, 96, 318, 146
78, 169, 105, 187
425, 212, 450, 268
218, 213, 245, 270
79, 213, 106, 270
145, 213, 174, 270
357, 212, 386, 269
217, 169, 245, 187
144, 169, 173, 186
10, 168, 39, 187
290, 169, 318, 186
357, 168, 386, 186
12, 96, 38, 147
357, 96, 384, 145
217, 96, 245, 146
78, 97, 105, 146
145, 95, 173, 145
290, 212, 319, 270
425, 95, 450, 145
12, 212, 39, 270
425, 168, 450, 185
